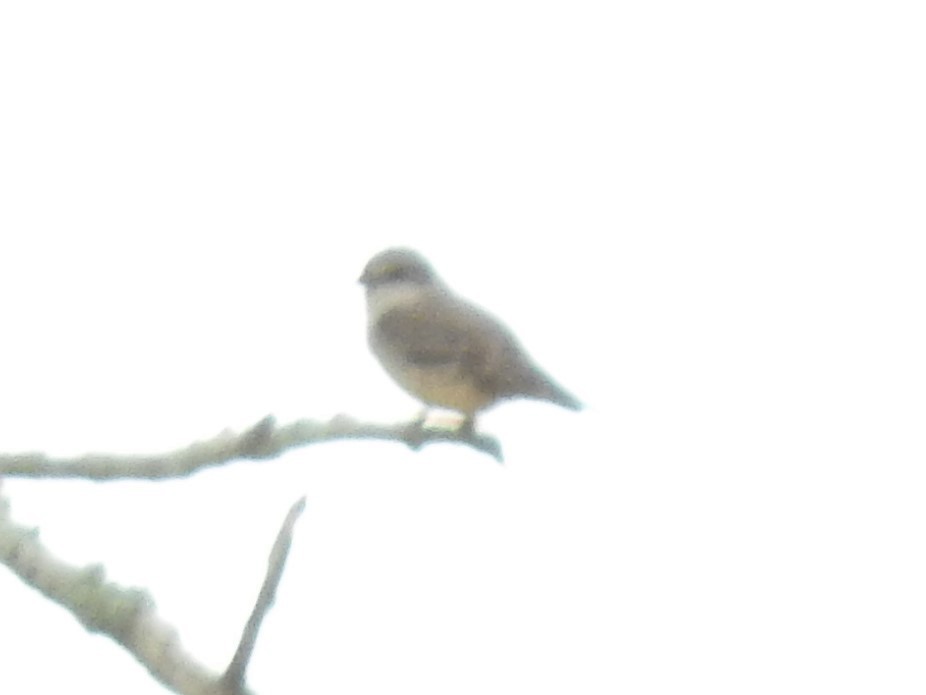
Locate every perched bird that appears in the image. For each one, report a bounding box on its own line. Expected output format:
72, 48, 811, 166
359, 247, 581, 433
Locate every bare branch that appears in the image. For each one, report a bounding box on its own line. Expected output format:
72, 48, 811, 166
0, 415, 503, 481
0, 480, 245, 695
222, 497, 306, 692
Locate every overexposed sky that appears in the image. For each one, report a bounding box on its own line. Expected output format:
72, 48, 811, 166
1, 2, 924, 693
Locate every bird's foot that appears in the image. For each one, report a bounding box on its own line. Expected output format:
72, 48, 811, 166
400, 412, 503, 462
456, 417, 503, 463
456, 416, 477, 439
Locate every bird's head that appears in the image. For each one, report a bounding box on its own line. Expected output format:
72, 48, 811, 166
359, 248, 438, 290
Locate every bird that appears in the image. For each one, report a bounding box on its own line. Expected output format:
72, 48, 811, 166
359, 247, 581, 434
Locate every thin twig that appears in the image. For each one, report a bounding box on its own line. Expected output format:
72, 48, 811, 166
0, 415, 503, 481
221, 497, 306, 692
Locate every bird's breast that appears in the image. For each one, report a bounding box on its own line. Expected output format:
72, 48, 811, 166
368, 323, 495, 416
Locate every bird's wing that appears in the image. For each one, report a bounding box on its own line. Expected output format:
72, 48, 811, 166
375, 292, 519, 383
375, 290, 582, 409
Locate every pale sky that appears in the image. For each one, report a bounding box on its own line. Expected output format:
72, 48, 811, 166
1, 2, 924, 693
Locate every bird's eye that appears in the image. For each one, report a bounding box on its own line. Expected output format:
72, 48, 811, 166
385, 266, 408, 281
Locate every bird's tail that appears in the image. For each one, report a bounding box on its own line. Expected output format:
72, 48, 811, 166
529, 373, 583, 411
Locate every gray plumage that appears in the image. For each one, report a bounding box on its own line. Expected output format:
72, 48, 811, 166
360, 248, 582, 417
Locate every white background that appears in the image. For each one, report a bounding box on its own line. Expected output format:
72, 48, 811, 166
1, 1, 924, 693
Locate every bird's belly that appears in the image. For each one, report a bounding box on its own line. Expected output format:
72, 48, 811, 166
375, 351, 494, 415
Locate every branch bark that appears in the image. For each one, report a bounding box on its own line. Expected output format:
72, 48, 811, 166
0, 414, 500, 692
0, 415, 503, 481
0, 479, 237, 695
0, 480, 308, 695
